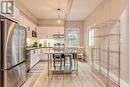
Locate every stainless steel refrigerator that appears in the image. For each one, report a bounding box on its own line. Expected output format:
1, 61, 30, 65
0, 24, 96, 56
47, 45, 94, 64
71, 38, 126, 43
0, 18, 26, 87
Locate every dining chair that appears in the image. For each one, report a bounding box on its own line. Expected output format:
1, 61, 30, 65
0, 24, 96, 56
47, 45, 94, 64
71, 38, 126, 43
65, 47, 78, 66
64, 53, 72, 66
77, 47, 85, 61
53, 53, 65, 69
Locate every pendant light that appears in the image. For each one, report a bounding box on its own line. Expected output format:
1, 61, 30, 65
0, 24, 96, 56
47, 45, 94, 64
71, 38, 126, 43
57, 8, 61, 24
57, 14, 61, 23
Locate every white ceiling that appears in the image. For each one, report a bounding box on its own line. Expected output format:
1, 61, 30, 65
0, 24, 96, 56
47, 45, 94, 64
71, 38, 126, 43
67, 0, 103, 21
17, 0, 69, 19
16, 0, 103, 21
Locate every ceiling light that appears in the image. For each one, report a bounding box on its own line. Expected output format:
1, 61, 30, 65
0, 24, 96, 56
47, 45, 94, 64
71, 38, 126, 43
57, 14, 61, 24
57, 19, 61, 24
56, 8, 62, 24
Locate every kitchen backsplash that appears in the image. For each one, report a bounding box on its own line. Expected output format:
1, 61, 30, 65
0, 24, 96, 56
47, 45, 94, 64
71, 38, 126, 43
27, 38, 54, 47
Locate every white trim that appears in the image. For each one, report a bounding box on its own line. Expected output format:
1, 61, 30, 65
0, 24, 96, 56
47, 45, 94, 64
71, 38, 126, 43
15, 2, 38, 25
95, 64, 129, 87
127, 1, 130, 86
87, 24, 97, 48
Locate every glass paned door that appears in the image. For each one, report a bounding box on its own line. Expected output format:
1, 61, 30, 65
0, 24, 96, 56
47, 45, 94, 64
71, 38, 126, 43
67, 29, 79, 47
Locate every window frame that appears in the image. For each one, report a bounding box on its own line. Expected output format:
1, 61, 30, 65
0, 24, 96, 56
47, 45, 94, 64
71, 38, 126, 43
66, 28, 79, 47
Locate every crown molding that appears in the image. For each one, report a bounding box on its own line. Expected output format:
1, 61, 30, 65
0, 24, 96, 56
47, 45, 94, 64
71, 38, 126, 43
38, 24, 64, 27
38, 19, 65, 27
64, 0, 73, 19
15, 1, 38, 25
15, 0, 73, 27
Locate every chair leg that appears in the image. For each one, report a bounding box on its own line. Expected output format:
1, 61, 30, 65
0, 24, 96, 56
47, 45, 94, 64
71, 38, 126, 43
60, 57, 62, 67
70, 55, 72, 66
64, 57, 65, 66
54, 57, 56, 67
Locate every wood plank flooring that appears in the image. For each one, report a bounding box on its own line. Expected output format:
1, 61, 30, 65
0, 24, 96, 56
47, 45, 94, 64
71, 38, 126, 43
22, 61, 118, 87
21, 62, 47, 87
31, 62, 105, 87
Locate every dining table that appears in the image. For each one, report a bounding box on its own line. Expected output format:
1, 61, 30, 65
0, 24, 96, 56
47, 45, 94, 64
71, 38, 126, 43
45, 50, 79, 76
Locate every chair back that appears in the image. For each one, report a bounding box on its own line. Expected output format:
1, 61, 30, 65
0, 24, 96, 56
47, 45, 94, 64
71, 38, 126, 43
78, 47, 84, 54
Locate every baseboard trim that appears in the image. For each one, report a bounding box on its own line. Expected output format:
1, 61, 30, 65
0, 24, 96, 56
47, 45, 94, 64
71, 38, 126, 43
95, 64, 129, 87
120, 79, 129, 87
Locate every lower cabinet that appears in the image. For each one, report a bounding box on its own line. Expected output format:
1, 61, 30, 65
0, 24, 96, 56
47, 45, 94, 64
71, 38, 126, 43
26, 48, 51, 72
40, 48, 51, 61
30, 49, 41, 69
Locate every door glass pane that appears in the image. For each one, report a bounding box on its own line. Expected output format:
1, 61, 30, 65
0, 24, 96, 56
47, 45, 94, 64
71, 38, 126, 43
89, 29, 94, 47
68, 30, 78, 47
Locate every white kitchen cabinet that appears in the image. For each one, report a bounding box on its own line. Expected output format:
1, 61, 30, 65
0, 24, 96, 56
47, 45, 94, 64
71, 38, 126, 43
28, 48, 51, 69
30, 49, 41, 69
40, 48, 51, 61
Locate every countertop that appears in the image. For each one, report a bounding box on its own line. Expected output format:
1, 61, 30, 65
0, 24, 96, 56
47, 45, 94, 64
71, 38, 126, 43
26, 47, 53, 51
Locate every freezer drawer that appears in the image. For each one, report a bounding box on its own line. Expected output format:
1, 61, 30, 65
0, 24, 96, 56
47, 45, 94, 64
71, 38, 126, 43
3, 62, 26, 87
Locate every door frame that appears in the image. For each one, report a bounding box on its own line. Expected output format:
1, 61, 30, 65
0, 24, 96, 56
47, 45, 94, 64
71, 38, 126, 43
128, 0, 130, 86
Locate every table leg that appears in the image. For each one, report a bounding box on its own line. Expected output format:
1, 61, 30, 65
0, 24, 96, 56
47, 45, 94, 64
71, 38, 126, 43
74, 54, 76, 70
76, 54, 78, 76
48, 54, 50, 77
64, 56, 65, 66
50, 54, 52, 68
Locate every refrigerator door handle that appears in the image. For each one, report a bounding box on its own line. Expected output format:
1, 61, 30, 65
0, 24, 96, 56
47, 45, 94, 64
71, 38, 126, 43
0, 61, 25, 71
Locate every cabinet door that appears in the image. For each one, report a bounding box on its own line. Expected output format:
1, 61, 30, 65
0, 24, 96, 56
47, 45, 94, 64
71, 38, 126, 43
40, 48, 48, 61
30, 49, 41, 68
35, 49, 40, 62
30, 50, 35, 68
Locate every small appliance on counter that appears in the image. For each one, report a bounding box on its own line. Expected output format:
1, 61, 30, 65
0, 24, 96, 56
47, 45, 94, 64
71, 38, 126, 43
33, 42, 38, 47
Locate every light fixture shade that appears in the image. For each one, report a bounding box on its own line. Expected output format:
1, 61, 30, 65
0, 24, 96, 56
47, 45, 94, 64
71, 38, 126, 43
57, 14, 61, 24
57, 19, 61, 23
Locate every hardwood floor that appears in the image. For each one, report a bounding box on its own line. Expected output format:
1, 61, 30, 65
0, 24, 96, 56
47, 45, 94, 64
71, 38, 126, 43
22, 61, 118, 87
21, 62, 47, 87
32, 62, 104, 87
